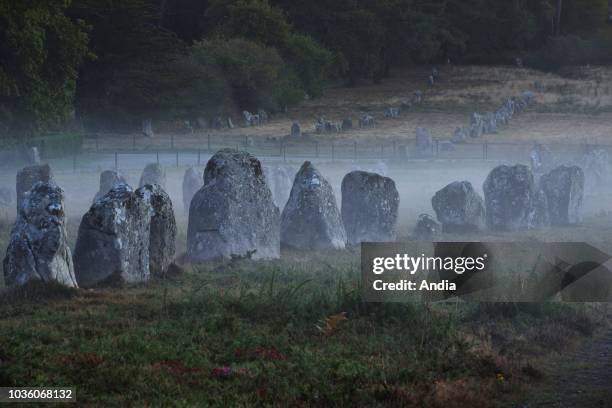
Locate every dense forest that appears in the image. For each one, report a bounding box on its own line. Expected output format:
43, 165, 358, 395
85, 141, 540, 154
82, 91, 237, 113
0, 0, 611, 137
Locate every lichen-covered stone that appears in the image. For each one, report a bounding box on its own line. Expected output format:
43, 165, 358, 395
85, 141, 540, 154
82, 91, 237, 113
281, 161, 346, 250
341, 171, 399, 245
540, 165, 584, 225
73, 184, 151, 287
483, 164, 544, 231
187, 149, 280, 260
138, 184, 176, 277
414, 214, 440, 241
432, 181, 485, 232
3, 182, 76, 288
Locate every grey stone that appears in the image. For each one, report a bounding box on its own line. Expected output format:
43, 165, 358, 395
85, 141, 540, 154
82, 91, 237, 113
341, 171, 399, 245
452, 127, 468, 143
483, 164, 546, 231
139, 163, 166, 188
413, 91, 423, 104
342, 118, 353, 131
291, 122, 301, 137
139, 184, 176, 278
94, 170, 128, 203
281, 161, 346, 250
359, 114, 375, 128
416, 127, 433, 153
3, 182, 76, 288
187, 149, 280, 260
227, 117, 235, 129
540, 165, 584, 225
582, 149, 610, 193
432, 181, 485, 233
142, 118, 154, 138
16, 164, 54, 211
414, 214, 440, 240
182, 167, 202, 212
384, 107, 400, 118
73, 184, 151, 287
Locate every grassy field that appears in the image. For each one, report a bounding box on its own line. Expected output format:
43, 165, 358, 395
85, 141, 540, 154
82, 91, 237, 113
0, 247, 609, 406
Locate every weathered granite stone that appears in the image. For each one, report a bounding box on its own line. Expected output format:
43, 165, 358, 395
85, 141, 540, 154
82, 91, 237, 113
281, 161, 346, 250
341, 171, 399, 245
432, 181, 485, 232
3, 182, 77, 288
138, 184, 176, 278
483, 165, 543, 231
187, 149, 280, 260
73, 184, 151, 287
540, 165, 584, 225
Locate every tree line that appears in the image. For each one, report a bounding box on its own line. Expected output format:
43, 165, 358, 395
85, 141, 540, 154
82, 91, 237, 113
0, 0, 610, 137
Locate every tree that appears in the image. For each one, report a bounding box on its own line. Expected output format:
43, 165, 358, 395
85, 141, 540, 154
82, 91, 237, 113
0, 0, 90, 137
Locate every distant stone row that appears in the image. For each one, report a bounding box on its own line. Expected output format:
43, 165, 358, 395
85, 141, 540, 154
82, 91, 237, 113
451, 91, 535, 144
416, 163, 585, 240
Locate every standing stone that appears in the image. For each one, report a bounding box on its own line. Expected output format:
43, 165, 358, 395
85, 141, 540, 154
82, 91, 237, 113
384, 108, 400, 118
183, 167, 202, 212
540, 165, 584, 225
452, 127, 468, 143
291, 122, 301, 138
227, 117, 235, 129
187, 149, 280, 260
432, 181, 485, 232
342, 118, 353, 131
416, 127, 433, 153
3, 182, 77, 288
414, 214, 440, 240
139, 163, 166, 188
359, 114, 375, 128
264, 165, 296, 209
73, 184, 151, 287
582, 149, 610, 193
139, 184, 176, 278
142, 118, 154, 138
281, 161, 346, 250
94, 170, 128, 203
16, 164, 54, 211
341, 171, 399, 245
483, 165, 544, 231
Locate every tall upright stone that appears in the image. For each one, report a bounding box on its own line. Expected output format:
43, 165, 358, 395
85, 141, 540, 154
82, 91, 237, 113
341, 171, 399, 245
94, 170, 128, 203
3, 182, 77, 288
432, 181, 485, 232
483, 165, 546, 230
139, 184, 176, 278
540, 165, 584, 225
139, 163, 166, 188
281, 162, 346, 250
73, 184, 151, 287
16, 164, 54, 211
187, 149, 280, 260
183, 167, 202, 212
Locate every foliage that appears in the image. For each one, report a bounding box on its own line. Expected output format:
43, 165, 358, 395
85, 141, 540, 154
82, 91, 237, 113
0, 0, 90, 136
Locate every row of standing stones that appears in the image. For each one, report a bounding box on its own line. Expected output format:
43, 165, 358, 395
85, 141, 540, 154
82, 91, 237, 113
4, 163, 177, 289
1, 147, 593, 290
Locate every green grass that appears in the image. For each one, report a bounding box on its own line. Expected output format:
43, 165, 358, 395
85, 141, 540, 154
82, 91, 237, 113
0, 250, 607, 407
